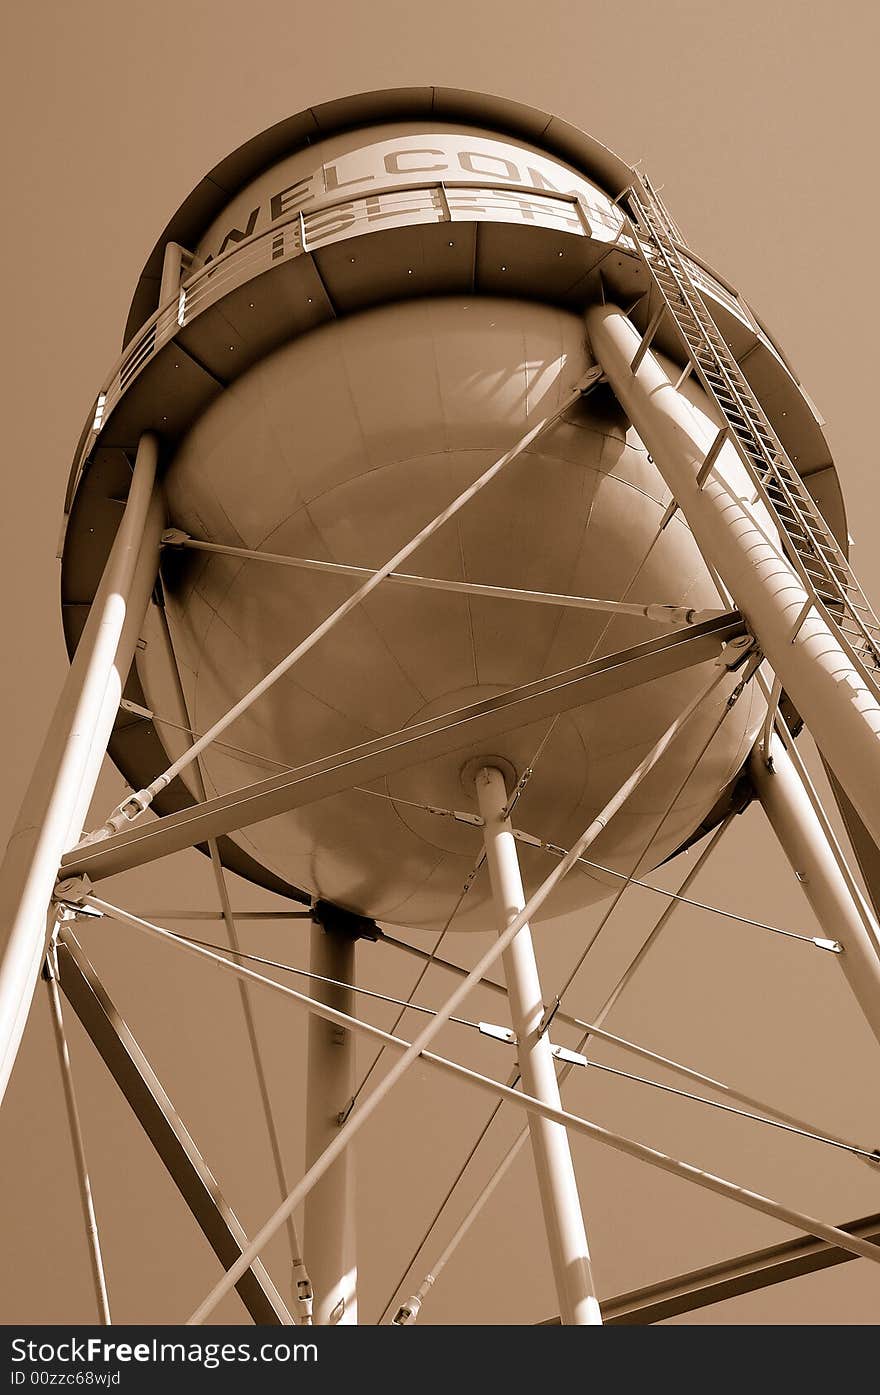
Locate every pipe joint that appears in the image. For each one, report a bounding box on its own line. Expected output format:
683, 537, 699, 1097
291, 1261, 314, 1324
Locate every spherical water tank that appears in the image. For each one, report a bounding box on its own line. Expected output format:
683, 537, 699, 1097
63, 89, 832, 932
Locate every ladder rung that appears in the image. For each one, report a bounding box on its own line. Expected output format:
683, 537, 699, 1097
813, 566, 851, 587
848, 598, 877, 617
644, 244, 880, 615
718, 411, 750, 429
767, 479, 811, 503
838, 625, 876, 646
641, 222, 880, 690
779, 527, 817, 549
794, 549, 841, 576
783, 523, 847, 561
838, 619, 873, 638
766, 489, 812, 516
801, 566, 842, 590
814, 543, 849, 565
766, 492, 817, 521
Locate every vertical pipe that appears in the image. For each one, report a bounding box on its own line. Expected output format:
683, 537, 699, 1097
476, 765, 602, 1326
750, 734, 880, 1049
586, 303, 880, 854
45, 944, 112, 1323
0, 433, 161, 1105
304, 922, 358, 1325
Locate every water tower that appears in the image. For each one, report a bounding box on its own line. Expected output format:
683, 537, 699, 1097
3, 87, 880, 1326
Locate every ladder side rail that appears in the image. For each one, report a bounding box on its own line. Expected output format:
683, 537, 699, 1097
624, 190, 880, 675
630, 191, 874, 594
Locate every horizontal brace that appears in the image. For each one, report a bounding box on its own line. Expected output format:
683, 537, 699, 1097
61, 612, 746, 884
163, 533, 720, 627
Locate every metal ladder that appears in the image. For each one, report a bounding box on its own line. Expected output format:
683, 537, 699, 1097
623, 182, 880, 693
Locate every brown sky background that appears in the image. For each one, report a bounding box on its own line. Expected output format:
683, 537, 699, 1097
2, 0, 880, 1327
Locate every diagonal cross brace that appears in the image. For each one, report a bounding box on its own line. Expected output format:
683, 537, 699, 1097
54, 926, 293, 1325
539, 1212, 880, 1325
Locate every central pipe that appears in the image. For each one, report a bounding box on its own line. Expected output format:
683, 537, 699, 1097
304, 920, 358, 1324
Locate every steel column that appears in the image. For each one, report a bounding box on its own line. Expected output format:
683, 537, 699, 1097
476, 765, 601, 1326
586, 303, 880, 853
0, 434, 161, 1105
67, 493, 166, 848
750, 733, 880, 1049
304, 921, 358, 1325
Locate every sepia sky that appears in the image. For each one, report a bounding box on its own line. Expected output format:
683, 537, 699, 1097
2, 0, 880, 1326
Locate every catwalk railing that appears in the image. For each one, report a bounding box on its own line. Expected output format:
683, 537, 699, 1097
63, 175, 766, 528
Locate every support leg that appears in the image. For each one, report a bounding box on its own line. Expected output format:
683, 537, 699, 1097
476, 765, 602, 1326
586, 303, 880, 851
0, 434, 162, 1105
304, 918, 358, 1325
750, 734, 880, 1050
